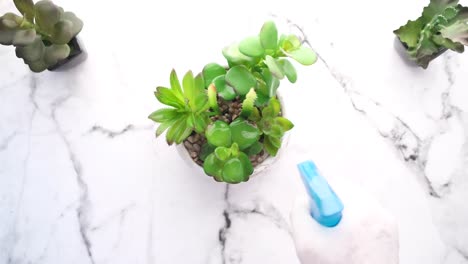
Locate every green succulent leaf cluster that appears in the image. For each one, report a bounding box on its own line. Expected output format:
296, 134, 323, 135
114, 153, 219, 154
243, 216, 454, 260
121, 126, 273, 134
203, 120, 260, 183
149, 70, 211, 145
202, 20, 317, 105
255, 98, 293, 156
149, 21, 315, 184
394, 0, 468, 68
0, 0, 83, 72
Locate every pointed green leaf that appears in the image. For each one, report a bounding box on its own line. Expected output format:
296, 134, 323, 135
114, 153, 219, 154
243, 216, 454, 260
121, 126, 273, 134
193, 73, 208, 109
166, 117, 186, 145
203, 63, 226, 87
239, 36, 264, 57
182, 71, 196, 109
155, 118, 178, 137
270, 98, 281, 116
266, 124, 284, 138
277, 58, 297, 83
208, 84, 220, 114
260, 21, 278, 51
14, 0, 35, 21
155, 87, 185, 109
276, 117, 294, 131
169, 69, 184, 101
193, 114, 209, 133
225, 65, 257, 95
175, 120, 193, 144
264, 55, 284, 79
285, 46, 317, 65
213, 75, 236, 100
148, 108, 179, 123
230, 142, 240, 156
264, 136, 279, 156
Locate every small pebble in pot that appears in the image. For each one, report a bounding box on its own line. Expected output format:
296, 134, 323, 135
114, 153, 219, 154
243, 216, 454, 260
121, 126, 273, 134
193, 143, 201, 152
190, 152, 197, 158
187, 136, 196, 144
184, 141, 192, 149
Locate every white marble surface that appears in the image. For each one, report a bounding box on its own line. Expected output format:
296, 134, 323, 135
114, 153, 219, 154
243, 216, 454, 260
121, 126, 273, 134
1, 0, 468, 263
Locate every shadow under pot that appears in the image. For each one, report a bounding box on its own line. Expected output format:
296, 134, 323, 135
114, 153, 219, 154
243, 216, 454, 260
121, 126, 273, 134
47, 37, 87, 72
393, 37, 447, 69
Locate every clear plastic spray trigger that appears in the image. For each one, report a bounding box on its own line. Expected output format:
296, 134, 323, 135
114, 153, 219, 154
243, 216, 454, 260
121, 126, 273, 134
297, 160, 344, 227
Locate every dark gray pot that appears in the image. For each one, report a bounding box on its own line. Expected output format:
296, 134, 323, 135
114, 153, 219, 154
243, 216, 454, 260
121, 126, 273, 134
393, 37, 447, 68
48, 37, 87, 71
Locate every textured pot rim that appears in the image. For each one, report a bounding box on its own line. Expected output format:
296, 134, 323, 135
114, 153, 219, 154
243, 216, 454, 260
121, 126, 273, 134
176, 92, 290, 179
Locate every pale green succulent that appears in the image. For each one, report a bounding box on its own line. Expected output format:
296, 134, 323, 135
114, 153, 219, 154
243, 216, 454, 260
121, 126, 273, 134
0, 0, 83, 72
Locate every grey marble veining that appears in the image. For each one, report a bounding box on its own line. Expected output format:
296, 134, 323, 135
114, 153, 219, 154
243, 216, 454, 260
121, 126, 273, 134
1, 0, 468, 263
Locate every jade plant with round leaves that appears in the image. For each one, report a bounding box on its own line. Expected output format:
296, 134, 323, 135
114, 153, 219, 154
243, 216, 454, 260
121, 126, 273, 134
149, 20, 317, 184
0, 0, 83, 72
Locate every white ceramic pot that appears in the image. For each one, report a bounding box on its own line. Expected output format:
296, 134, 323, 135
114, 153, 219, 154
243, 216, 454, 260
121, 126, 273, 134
177, 94, 290, 179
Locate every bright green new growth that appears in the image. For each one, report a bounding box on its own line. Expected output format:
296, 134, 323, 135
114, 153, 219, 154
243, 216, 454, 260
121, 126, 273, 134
0, 0, 83, 72
149, 21, 316, 184
256, 98, 294, 156
394, 0, 468, 68
149, 70, 211, 145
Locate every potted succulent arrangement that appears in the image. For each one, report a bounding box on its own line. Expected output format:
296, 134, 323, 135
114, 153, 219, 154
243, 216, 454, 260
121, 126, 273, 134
0, 0, 84, 72
149, 21, 317, 184
394, 0, 468, 69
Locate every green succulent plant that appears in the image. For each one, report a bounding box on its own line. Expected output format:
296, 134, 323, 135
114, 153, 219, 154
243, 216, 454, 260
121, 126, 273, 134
203, 119, 260, 183
149, 70, 211, 145
255, 98, 293, 156
149, 21, 316, 184
203, 20, 317, 105
394, 0, 468, 68
0, 0, 83, 72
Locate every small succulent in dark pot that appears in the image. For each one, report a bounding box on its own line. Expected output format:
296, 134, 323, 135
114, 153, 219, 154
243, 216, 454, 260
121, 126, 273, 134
394, 0, 468, 69
0, 0, 85, 72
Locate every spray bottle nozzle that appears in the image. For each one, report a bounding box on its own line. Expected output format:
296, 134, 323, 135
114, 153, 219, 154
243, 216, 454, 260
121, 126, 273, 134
297, 160, 344, 227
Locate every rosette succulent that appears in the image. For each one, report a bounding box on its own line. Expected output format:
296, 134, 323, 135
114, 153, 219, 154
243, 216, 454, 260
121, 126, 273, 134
394, 0, 468, 68
0, 0, 83, 72
149, 20, 317, 184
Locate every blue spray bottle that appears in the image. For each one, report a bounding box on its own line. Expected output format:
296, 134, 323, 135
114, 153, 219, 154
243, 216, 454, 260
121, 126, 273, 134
297, 160, 344, 227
